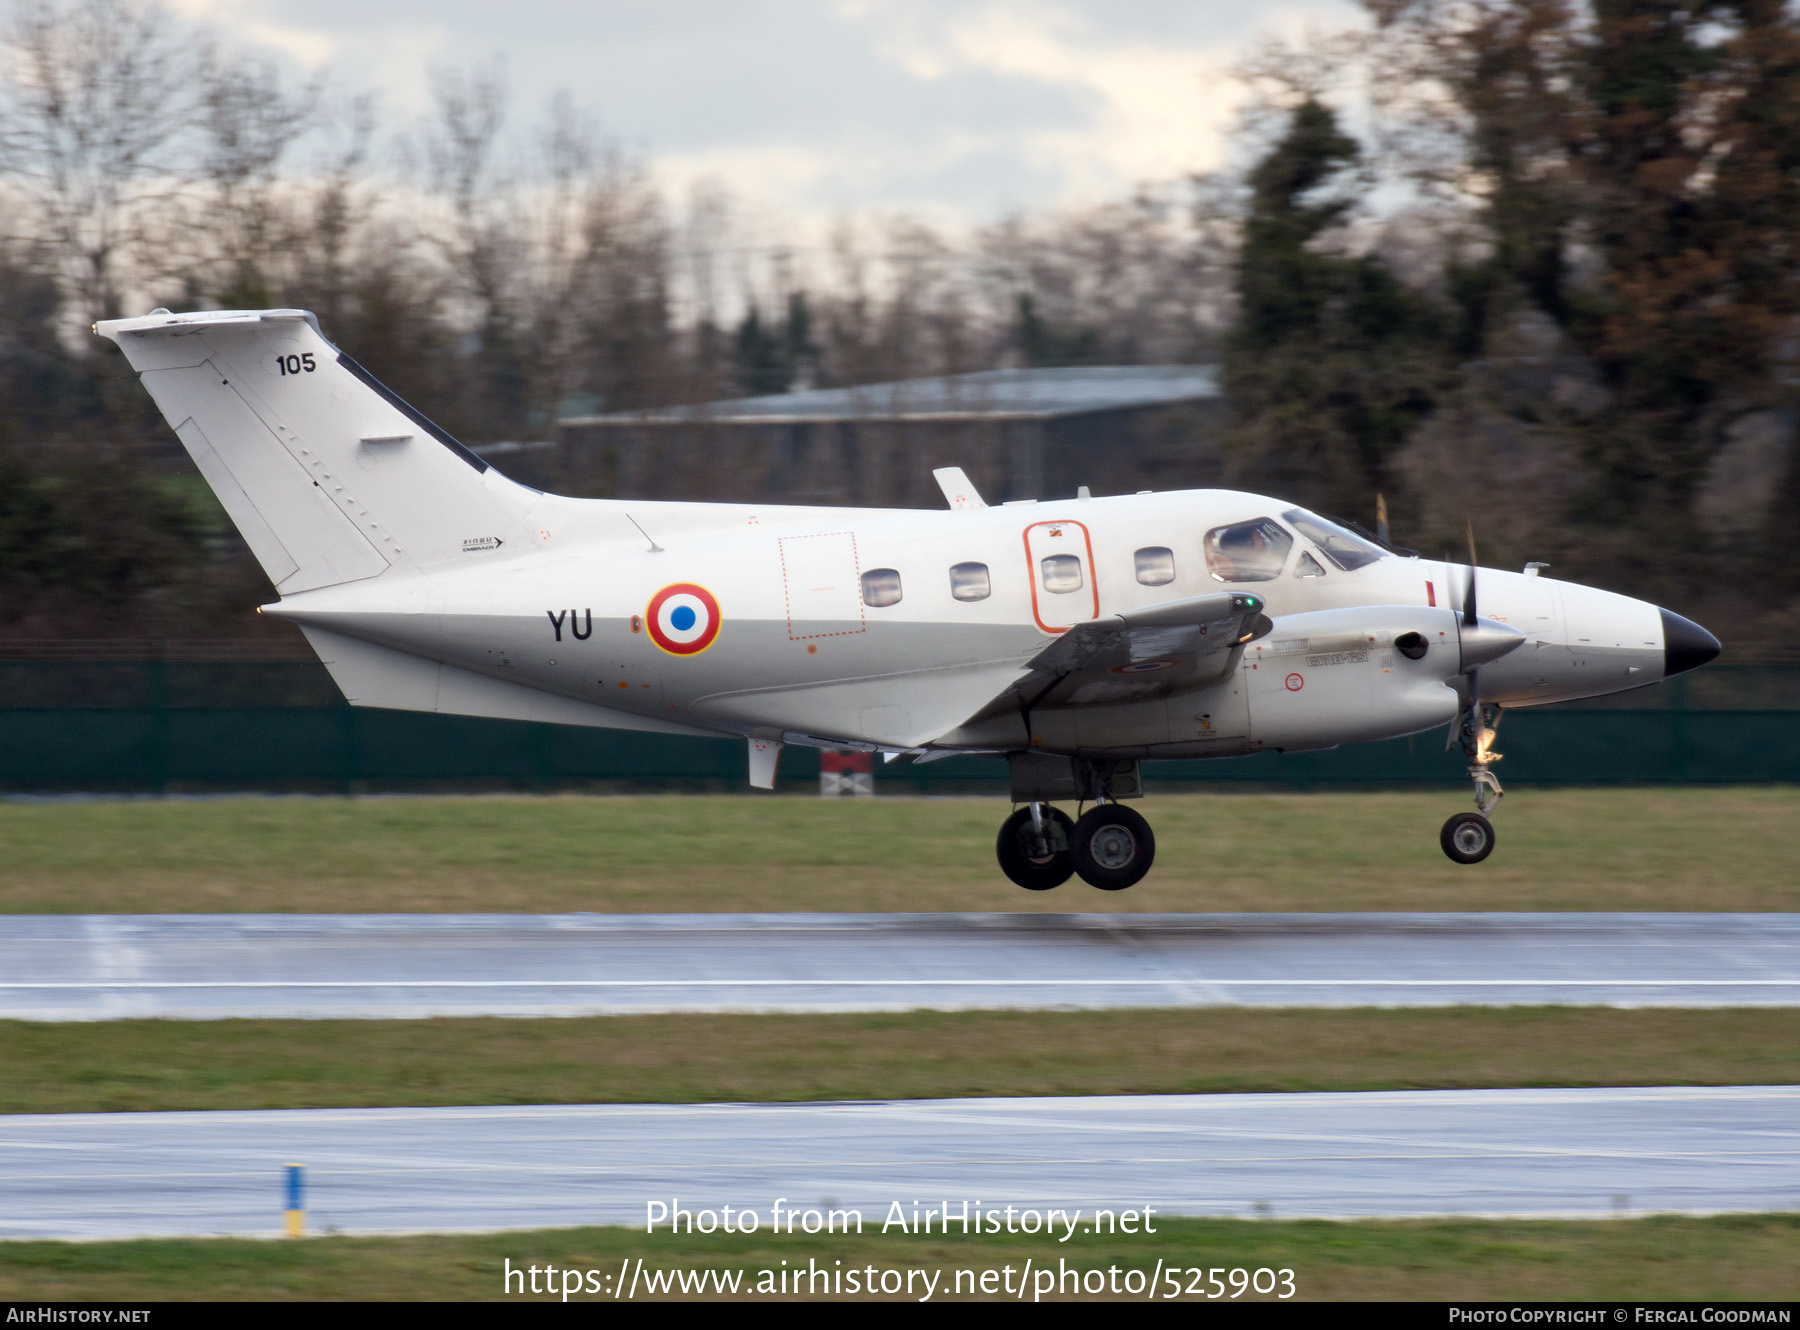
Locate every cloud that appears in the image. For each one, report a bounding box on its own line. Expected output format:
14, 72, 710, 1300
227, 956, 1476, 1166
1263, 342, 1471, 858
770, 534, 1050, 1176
846, 0, 1356, 201
146, 0, 1359, 223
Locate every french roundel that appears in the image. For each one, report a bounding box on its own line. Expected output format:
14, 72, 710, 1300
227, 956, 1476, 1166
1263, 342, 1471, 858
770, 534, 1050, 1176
646, 583, 721, 656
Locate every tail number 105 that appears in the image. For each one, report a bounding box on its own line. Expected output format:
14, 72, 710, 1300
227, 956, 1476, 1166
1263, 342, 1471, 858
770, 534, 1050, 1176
275, 353, 317, 375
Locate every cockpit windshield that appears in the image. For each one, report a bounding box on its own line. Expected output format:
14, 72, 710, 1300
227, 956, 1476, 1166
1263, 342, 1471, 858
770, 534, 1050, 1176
1282, 508, 1387, 572
1204, 518, 1293, 582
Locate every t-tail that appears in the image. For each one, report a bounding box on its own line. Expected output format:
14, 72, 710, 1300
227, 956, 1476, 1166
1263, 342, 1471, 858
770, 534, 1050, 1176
95, 308, 540, 595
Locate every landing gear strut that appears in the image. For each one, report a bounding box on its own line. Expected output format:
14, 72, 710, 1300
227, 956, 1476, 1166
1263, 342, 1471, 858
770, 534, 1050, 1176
999, 755, 1156, 890
996, 801, 1158, 890
1440, 702, 1503, 864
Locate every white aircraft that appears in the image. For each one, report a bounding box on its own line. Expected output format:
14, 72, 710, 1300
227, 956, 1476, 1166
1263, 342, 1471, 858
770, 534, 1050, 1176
99, 308, 1721, 889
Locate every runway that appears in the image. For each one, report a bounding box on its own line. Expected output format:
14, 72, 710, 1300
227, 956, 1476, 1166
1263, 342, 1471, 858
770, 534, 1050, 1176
3, 912, 1797, 1019
2, 1086, 1794, 1239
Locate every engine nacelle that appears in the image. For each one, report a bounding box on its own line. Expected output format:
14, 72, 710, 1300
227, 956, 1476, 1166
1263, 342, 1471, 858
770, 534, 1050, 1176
1243, 605, 1466, 752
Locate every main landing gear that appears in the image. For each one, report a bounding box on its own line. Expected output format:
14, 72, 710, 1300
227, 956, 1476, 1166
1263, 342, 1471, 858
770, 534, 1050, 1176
997, 800, 1157, 891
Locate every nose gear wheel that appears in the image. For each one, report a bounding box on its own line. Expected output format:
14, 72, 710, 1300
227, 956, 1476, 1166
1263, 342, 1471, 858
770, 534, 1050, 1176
1440, 811, 1496, 864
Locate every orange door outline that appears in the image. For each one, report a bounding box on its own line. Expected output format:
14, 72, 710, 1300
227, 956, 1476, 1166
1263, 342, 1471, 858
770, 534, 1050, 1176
1022, 519, 1100, 633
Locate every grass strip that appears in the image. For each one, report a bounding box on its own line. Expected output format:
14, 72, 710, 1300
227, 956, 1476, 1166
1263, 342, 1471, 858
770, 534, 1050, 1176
2, 788, 1797, 915
4, 1007, 1797, 1114
3, 1214, 1797, 1301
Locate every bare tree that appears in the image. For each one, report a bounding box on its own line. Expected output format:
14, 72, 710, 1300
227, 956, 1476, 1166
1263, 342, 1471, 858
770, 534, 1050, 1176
295, 92, 378, 332
0, 0, 199, 327
976, 183, 1231, 367
183, 48, 321, 307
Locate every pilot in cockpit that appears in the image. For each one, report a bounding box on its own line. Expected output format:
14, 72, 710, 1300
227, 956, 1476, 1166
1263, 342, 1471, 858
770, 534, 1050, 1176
1206, 519, 1292, 583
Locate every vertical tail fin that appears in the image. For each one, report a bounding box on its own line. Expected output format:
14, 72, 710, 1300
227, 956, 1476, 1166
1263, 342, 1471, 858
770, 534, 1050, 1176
97, 309, 538, 595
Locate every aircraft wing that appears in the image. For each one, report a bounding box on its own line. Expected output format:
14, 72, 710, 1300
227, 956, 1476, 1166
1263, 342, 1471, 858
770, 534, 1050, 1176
1018, 591, 1268, 708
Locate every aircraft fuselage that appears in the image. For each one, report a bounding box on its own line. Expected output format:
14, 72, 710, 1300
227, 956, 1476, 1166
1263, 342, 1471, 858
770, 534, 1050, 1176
268, 486, 1687, 759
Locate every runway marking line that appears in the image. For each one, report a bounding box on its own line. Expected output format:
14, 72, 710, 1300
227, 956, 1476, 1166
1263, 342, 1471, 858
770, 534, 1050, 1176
5, 1149, 1797, 1186
7, 1087, 1789, 1128
6, 979, 1800, 989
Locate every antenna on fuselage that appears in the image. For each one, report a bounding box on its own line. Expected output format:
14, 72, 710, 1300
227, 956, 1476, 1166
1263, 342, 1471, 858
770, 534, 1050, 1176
625, 512, 664, 553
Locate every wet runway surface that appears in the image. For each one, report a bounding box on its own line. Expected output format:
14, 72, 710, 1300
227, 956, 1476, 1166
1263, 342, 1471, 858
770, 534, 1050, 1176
3, 1086, 1795, 1239
2, 912, 1797, 1019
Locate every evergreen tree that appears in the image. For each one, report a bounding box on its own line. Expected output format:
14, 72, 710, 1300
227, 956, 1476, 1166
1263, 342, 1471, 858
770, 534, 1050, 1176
731, 293, 818, 397
1222, 98, 1447, 517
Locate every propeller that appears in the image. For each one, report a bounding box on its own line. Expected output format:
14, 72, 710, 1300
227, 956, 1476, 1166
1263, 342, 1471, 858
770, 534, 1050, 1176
1447, 521, 1522, 798
1462, 520, 1478, 630
1396, 504, 1517, 820
1457, 520, 1483, 753
1376, 493, 1392, 548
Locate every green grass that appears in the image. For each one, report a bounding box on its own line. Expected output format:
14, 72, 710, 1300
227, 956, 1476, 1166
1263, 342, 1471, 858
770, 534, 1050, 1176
3, 1214, 1796, 1301
1, 788, 1797, 914
4, 1008, 1796, 1114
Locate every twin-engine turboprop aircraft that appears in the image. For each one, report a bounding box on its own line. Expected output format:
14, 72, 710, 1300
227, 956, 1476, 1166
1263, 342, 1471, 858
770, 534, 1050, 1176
99, 308, 1721, 890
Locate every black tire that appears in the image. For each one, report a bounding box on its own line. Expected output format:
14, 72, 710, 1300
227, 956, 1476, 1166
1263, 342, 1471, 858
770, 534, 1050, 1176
1070, 803, 1156, 890
1440, 812, 1496, 864
996, 806, 1076, 890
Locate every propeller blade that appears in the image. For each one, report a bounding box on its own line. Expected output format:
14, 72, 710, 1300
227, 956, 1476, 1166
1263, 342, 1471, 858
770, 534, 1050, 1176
1463, 520, 1478, 628
1376, 493, 1392, 547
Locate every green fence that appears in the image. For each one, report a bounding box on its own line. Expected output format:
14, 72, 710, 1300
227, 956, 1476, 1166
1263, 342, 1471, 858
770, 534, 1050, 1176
1, 659, 1795, 793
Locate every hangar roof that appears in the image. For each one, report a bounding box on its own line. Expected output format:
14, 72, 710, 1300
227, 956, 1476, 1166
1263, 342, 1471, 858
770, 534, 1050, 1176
562, 365, 1220, 426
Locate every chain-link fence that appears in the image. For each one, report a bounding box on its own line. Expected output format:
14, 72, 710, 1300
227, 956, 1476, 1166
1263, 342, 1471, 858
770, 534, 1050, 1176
1, 652, 1794, 793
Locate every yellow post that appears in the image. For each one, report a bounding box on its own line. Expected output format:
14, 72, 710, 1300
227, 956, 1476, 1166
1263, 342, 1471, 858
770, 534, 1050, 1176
284, 1163, 305, 1237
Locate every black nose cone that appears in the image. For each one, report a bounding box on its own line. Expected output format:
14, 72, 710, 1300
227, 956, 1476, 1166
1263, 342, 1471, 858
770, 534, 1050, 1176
1661, 608, 1721, 677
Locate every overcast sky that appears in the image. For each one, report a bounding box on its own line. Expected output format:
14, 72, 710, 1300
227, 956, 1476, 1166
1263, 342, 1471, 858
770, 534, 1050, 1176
167, 0, 1361, 226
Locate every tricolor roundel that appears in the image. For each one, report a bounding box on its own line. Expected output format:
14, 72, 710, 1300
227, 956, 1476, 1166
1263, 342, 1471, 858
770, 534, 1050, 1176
646, 583, 722, 656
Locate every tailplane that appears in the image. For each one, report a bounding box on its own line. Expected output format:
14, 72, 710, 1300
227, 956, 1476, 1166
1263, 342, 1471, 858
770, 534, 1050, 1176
97, 309, 538, 594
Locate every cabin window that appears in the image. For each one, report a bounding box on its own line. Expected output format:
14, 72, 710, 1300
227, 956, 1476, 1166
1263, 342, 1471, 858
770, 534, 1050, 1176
861, 568, 903, 607
1295, 551, 1327, 578
1282, 508, 1386, 571
1041, 553, 1084, 594
1135, 546, 1176, 586
949, 561, 991, 602
1204, 518, 1292, 583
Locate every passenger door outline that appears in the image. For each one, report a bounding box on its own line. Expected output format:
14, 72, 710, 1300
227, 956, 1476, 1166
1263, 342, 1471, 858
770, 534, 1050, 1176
1022, 519, 1099, 633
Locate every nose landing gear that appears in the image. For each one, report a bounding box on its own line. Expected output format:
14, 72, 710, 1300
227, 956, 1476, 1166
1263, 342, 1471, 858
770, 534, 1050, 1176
1440, 703, 1503, 864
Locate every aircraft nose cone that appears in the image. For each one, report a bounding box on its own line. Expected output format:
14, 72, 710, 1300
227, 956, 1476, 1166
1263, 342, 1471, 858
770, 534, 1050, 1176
1660, 608, 1721, 677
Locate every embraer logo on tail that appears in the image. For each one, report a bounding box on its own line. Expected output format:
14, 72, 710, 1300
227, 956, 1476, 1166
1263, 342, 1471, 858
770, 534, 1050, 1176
462, 536, 504, 552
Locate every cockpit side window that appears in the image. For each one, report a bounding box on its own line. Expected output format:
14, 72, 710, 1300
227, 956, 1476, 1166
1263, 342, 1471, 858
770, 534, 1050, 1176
1295, 550, 1327, 578
1204, 518, 1292, 583
1282, 508, 1386, 572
